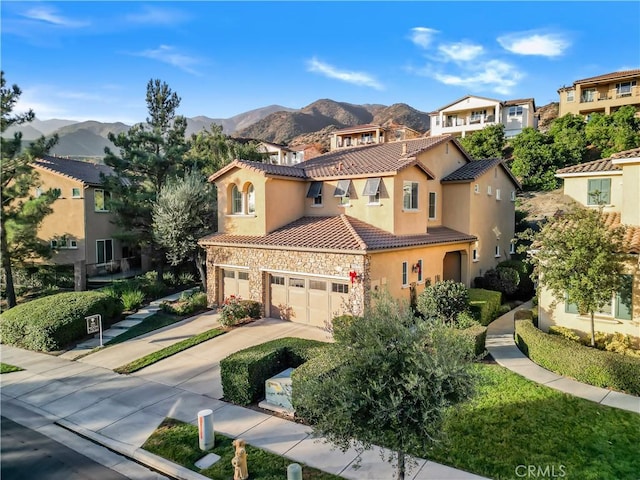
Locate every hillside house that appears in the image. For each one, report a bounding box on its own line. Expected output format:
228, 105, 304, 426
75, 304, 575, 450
199, 136, 519, 327
557, 70, 640, 118
329, 124, 423, 151
541, 149, 640, 339
257, 141, 305, 165
32, 156, 138, 288
429, 95, 537, 139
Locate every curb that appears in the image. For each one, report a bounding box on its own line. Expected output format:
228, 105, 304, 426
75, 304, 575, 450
56, 419, 210, 480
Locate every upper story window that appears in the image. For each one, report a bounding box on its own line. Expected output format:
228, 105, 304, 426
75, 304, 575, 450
402, 261, 408, 287
361, 133, 373, 145
403, 181, 419, 210
231, 185, 243, 214
94, 189, 111, 212
72, 187, 81, 198
230, 183, 257, 215
307, 181, 323, 206
616, 81, 636, 97
511, 190, 517, 202
363, 177, 381, 205
581, 88, 596, 103
470, 110, 486, 122
566, 90, 575, 102
428, 192, 437, 219
587, 178, 611, 205
247, 184, 255, 214
496, 189, 501, 200
435, 117, 441, 126
334, 179, 352, 207
474, 184, 480, 194
508, 106, 523, 117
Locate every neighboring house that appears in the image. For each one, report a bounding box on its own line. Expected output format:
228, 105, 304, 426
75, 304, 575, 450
429, 95, 537, 139
32, 156, 134, 284
329, 124, 423, 151
557, 69, 640, 118
199, 136, 519, 328
540, 148, 640, 339
257, 141, 305, 165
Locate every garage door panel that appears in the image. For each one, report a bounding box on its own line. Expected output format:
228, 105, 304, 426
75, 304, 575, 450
288, 277, 307, 323
269, 275, 287, 318
308, 280, 329, 327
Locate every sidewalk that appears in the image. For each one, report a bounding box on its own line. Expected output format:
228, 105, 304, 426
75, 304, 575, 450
1, 317, 486, 480
486, 302, 640, 414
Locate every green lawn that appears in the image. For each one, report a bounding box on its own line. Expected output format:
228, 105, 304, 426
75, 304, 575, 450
0, 363, 23, 374
143, 418, 342, 480
106, 312, 188, 346
426, 364, 640, 480
114, 328, 225, 374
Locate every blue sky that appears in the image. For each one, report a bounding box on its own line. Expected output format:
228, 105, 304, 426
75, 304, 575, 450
2, 1, 639, 124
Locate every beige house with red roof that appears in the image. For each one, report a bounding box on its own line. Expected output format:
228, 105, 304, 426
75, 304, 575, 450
429, 95, 537, 139
540, 149, 640, 339
557, 70, 640, 118
199, 135, 519, 327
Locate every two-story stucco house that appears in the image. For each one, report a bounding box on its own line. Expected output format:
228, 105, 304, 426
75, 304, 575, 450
330, 124, 423, 151
32, 156, 135, 285
539, 148, 640, 340
199, 135, 519, 327
429, 95, 537, 139
557, 70, 640, 118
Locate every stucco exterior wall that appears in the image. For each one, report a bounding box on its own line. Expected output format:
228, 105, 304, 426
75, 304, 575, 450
561, 174, 623, 212
620, 163, 640, 225
538, 259, 640, 343
264, 178, 306, 232
441, 183, 471, 234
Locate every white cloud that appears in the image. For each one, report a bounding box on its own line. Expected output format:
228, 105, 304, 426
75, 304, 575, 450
307, 58, 383, 90
409, 27, 439, 49
497, 31, 570, 57
438, 42, 484, 62
22, 6, 89, 28
133, 45, 202, 76
124, 6, 189, 25
431, 60, 524, 95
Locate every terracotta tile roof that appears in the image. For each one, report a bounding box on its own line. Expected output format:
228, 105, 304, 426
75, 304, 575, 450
503, 98, 535, 107
573, 69, 640, 85
441, 158, 521, 189
208, 159, 306, 182
33, 155, 115, 186
556, 158, 620, 175
199, 215, 476, 252
611, 147, 640, 159
602, 212, 640, 254
332, 124, 386, 134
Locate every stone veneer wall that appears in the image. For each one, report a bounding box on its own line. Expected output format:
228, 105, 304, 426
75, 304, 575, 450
204, 245, 370, 316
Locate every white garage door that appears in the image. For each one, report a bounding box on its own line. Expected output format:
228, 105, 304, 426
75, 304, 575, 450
269, 274, 349, 327
221, 268, 250, 301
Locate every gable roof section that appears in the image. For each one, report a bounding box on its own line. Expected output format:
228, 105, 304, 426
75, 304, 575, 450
430, 95, 501, 114
33, 155, 115, 186
602, 212, 640, 254
208, 159, 306, 182
199, 215, 476, 252
503, 98, 536, 110
611, 147, 640, 160
556, 158, 621, 177
573, 69, 640, 85
441, 158, 521, 189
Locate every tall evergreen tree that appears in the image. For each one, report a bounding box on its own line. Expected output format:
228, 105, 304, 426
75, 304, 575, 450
1, 72, 59, 308
103, 79, 189, 276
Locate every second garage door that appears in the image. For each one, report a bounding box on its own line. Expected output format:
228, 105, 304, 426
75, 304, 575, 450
222, 268, 250, 300
269, 274, 349, 327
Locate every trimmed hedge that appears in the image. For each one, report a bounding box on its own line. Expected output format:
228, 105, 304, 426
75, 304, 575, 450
468, 289, 503, 326
0, 291, 122, 352
458, 325, 488, 357
220, 337, 328, 405
515, 319, 640, 395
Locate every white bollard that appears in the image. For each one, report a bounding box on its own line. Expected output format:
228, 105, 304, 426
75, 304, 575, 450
197, 409, 214, 451
287, 463, 302, 480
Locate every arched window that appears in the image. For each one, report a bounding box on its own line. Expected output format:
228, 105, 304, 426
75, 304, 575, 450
246, 184, 255, 214
231, 185, 243, 214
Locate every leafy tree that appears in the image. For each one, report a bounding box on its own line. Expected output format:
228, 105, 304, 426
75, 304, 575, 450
585, 106, 640, 157
185, 123, 263, 177
416, 280, 469, 323
103, 79, 189, 277
1, 72, 59, 308
458, 124, 505, 159
294, 292, 476, 480
548, 114, 588, 166
509, 127, 560, 190
525, 206, 626, 346
152, 170, 216, 290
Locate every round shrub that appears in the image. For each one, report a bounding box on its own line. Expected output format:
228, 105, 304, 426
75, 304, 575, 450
483, 267, 520, 296
416, 280, 469, 323
0, 291, 123, 352
219, 295, 248, 327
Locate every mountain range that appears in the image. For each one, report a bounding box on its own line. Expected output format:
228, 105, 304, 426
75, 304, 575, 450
3, 100, 432, 159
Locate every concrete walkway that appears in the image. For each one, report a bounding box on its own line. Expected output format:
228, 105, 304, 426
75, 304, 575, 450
486, 302, 640, 414
1, 316, 486, 480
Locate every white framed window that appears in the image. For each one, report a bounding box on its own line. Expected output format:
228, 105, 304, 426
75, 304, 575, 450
332, 283, 349, 294
566, 275, 632, 320
581, 89, 596, 103
508, 106, 523, 116
495, 245, 501, 258
403, 181, 419, 210
511, 190, 516, 202
307, 181, 323, 206
334, 179, 351, 207
510, 240, 516, 255
247, 184, 255, 214
94, 189, 111, 212
616, 81, 636, 97
231, 185, 243, 214
474, 184, 480, 194
402, 261, 409, 286
496, 189, 501, 200
487, 185, 492, 196
566, 90, 575, 102
53, 236, 78, 249
72, 187, 81, 198
472, 249, 479, 262
363, 177, 381, 205
435, 117, 441, 126
96, 239, 114, 265
428, 192, 437, 219
587, 178, 611, 205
